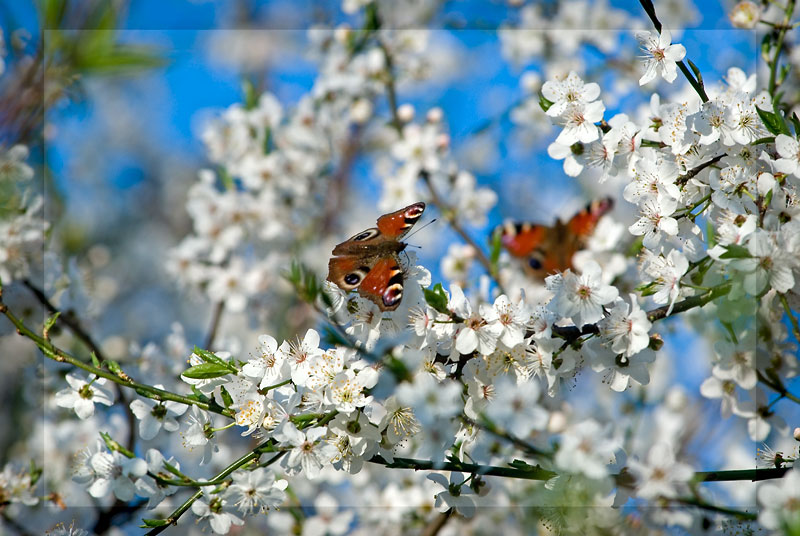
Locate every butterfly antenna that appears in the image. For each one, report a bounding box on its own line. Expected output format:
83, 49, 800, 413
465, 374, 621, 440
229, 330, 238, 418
404, 218, 438, 241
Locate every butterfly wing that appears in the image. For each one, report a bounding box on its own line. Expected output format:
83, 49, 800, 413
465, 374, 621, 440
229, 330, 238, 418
566, 197, 614, 239
495, 197, 614, 280
327, 202, 425, 310
331, 202, 426, 256
376, 202, 426, 240
357, 256, 404, 311
327, 255, 404, 311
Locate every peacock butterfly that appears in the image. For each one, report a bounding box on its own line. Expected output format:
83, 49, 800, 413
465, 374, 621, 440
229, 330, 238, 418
327, 202, 426, 311
494, 197, 614, 280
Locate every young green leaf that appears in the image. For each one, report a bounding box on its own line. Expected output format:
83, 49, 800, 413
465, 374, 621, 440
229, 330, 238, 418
182, 362, 233, 380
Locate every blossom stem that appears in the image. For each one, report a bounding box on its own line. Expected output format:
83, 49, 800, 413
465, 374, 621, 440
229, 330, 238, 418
21, 279, 142, 451
645, 282, 732, 322
204, 301, 225, 350
461, 416, 553, 458
369, 455, 558, 480
757, 370, 800, 406
0, 300, 235, 418
675, 154, 725, 186
369, 455, 791, 485
767, 0, 796, 97
145, 449, 286, 535
673, 496, 757, 521
421, 510, 454, 536
779, 293, 800, 342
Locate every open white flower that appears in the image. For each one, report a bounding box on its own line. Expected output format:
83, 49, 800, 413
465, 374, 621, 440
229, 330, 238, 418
628, 196, 679, 249
598, 295, 652, 357
635, 29, 686, 85
427, 472, 476, 517
223, 467, 287, 515
629, 443, 694, 499
542, 71, 601, 118
54, 372, 115, 420
449, 284, 502, 355
276, 422, 336, 479
546, 261, 619, 326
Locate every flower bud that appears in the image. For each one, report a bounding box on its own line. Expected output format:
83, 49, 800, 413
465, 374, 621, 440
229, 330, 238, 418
521, 71, 541, 93
794, 427, 800, 442
729, 2, 760, 29
648, 333, 663, 351
426, 107, 443, 123
397, 103, 415, 123
350, 98, 373, 124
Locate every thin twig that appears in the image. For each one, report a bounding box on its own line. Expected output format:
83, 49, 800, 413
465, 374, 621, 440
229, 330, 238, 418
779, 293, 800, 342
462, 415, 552, 458
768, 0, 797, 96
421, 510, 454, 536
638, 0, 709, 102
420, 171, 508, 296
21, 279, 140, 452
204, 301, 225, 350
0, 298, 235, 418
376, 35, 508, 297
22, 279, 106, 360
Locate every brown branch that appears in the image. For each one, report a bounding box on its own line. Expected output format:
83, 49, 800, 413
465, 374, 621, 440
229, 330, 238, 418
676, 154, 725, 186
204, 301, 225, 350
23, 278, 106, 361
420, 171, 508, 296
421, 510, 454, 536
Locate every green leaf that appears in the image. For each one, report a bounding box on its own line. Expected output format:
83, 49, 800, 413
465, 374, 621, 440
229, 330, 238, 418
43, 311, 60, 333
489, 231, 502, 269
90, 351, 101, 368
756, 106, 791, 136
706, 219, 717, 249
719, 244, 752, 259
791, 113, 800, 137
220, 385, 234, 408
752, 136, 776, 145
626, 235, 644, 257
193, 346, 236, 371
424, 283, 449, 314
284, 260, 322, 304
636, 281, 657, 297
42, 0, 67, 28
106, 360, 126, 378
242, 77, 258, 110
29, 459, 43, 486
385, 355, 412, 382
141, 519, 170, 528
687, 58, 704, 87
182, 362, 232, 380
364, 2, 381, 31
538, 92, 553, 113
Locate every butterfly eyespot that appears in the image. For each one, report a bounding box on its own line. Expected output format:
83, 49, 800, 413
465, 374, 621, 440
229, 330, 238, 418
351, 228, 380, 242
382, 284, 403, 307
528, 258, 543, 270
344, 273, 361, 285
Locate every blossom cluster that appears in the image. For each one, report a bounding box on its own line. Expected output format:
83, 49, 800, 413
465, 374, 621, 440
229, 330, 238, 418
3, 0, 800, 534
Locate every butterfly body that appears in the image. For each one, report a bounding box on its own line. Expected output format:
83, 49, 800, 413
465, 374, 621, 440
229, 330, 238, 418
327, 202, 426, 311
495, 198, 613, 280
